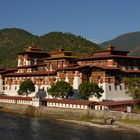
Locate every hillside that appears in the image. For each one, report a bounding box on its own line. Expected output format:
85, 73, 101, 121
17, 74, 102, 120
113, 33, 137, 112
0, 28, 99, 68
100, 31, 140, 56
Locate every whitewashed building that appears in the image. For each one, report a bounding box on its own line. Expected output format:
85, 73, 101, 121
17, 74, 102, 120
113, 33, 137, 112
0, 44, 140, 101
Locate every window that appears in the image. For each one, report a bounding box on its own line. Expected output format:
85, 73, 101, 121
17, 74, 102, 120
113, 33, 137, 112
120, 85, 122, 90
109, 85, 111, 91
114, 84, 117, 90
100, 86, 103, 89
108, 78, 111, 84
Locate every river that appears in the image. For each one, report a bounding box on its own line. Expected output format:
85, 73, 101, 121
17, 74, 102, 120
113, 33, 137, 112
0, 112, 140, 140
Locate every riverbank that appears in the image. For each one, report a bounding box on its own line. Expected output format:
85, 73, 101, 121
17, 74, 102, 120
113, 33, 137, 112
0, 102, 140, 133
1, 112, 140, 140
115, 121, 140, 133
56, 119, 140, 133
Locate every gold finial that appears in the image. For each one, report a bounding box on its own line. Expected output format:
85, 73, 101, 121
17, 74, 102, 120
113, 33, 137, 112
31, 42, 34, 46
29, 43, 39, 49
107, 44, 115, 50
57, 48, 64, 52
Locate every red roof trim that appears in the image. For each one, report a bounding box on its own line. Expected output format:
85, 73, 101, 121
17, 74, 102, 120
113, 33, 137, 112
111, 108, 127, 112
0, 96, 32, 101
3, 71, 56, 77
0, 68, 6, 71
92, 49, 129, 54
97, 100, 139, 106
18, 65, 38, 68
57, 65, 90, 71
42, 98, 96, 105
0, 68, 17, 74
45, 56, 78, 60
80, 54, 140, 60
17, 51, 48, 55
92, 65, 120, 70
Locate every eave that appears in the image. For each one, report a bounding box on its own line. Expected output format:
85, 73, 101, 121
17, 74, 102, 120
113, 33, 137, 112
3, 71, 57, 77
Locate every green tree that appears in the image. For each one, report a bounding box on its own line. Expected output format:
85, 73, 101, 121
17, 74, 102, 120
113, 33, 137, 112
18, 80, 35, 97
48, 81, 73, 99
125, 77, 140, 99
78, 82, 103, 100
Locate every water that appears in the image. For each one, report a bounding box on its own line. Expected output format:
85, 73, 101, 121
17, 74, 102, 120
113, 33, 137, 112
0, 112, 140, 140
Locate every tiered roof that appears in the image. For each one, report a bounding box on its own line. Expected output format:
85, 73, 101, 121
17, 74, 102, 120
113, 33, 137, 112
46, 48, 78, 60
0, 68, 17, 74
17, 44, 49, 55
80, 45, 140, 60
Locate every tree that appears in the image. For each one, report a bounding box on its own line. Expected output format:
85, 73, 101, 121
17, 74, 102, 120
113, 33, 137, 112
125, 77, 140, 99
48, 81, 73, 99
18, 80, 35, 97
78, 82, 103, 100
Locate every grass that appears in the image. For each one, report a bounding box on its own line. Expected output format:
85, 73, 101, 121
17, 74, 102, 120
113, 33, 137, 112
120, 119, 140, 125
79, 115, 93, 121
79, 115, 104, 124
132, 109, 140, 114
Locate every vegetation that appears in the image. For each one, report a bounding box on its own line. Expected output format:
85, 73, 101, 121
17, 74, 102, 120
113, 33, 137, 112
18, 80, 35, 97
48, 81, 73, 99
79, 115, 94, 122
132, 108, 140, 114
78, 82, 103, 100
0, 28, 99, 68
125, 77, 140, 99
100, 31, 140, 56
120, 119, 140, 125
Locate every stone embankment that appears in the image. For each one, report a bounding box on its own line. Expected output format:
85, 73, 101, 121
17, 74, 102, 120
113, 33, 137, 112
0, 102, 140, 132
1, 102, 140, 121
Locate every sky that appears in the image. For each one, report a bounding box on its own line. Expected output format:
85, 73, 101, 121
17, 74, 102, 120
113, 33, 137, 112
0, 0, 140, 43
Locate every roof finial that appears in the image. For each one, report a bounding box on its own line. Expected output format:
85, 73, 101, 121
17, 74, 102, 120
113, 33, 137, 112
107, 44, 115, 50
31, 42, 34, 46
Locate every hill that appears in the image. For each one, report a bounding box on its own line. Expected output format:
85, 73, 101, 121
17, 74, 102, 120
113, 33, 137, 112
0, 28, 99, 68
100, 31, 140, 56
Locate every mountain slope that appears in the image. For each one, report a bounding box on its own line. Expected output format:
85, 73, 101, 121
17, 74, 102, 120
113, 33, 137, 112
0, 28, 99, 68
100, 31, 140, 56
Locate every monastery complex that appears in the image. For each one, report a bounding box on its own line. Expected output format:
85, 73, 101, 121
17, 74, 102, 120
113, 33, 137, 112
0, 44, 140, 103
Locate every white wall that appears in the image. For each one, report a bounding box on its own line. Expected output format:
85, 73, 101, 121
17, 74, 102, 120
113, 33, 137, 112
89, 82, 132, 102
4, 85, 19, 96
4, 84, 50, 98
0, 76, 3, 93
73, 76, 81, 90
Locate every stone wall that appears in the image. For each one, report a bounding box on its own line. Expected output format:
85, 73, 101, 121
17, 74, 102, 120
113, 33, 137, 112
0, 102, 29, 115
0, 102, 140, 121
38, 107, 140, 121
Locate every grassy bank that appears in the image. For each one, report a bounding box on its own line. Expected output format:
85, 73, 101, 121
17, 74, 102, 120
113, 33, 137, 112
120, 119, 140, 125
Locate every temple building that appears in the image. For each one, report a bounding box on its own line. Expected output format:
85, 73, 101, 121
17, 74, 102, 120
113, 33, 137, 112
0, 44, 140, 101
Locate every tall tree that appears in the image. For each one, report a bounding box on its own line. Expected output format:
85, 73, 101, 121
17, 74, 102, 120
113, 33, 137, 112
48, 81, 73, 99
78, 82, 103, 100
125, 77, 140, 99
18, 80, 35, 97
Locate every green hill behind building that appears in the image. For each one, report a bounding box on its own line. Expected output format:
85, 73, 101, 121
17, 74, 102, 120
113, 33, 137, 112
0, 28, 99, 68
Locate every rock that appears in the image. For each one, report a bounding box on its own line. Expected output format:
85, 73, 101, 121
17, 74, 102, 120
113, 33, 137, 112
104, 118, 115, 125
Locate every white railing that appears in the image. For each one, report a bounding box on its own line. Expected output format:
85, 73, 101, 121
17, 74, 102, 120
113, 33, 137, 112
0, 97, 32, 105
47, 102, 88, 109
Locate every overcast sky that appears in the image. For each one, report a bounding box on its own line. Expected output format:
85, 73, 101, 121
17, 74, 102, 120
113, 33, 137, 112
0, 0, 140, 43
